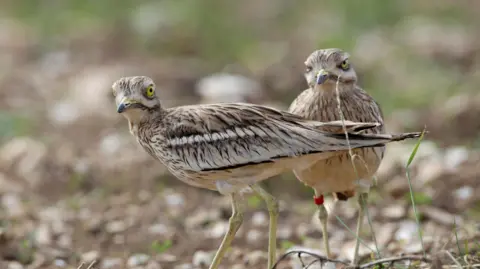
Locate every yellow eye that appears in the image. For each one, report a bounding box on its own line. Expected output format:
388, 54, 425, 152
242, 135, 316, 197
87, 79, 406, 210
145, 85, 155, 98
340, 60, 350, 70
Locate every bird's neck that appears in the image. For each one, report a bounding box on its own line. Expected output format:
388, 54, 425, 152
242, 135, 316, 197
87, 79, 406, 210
127, 108, 165, 136
314, 82, 356, 96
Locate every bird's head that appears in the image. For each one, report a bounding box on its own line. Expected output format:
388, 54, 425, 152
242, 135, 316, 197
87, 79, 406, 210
304, 48, 357, 90
112, 76, 161, 124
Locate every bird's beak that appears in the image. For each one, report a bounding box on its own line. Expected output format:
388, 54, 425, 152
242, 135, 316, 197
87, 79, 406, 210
316, 69, 329, 85
117, 97, 137, 113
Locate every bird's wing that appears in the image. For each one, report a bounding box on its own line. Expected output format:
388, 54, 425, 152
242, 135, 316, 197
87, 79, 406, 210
162, 103, 416, 172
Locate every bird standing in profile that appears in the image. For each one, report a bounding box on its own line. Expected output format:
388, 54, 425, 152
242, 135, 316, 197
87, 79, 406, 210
112, 76, 420, 269
289, 48, 387, 264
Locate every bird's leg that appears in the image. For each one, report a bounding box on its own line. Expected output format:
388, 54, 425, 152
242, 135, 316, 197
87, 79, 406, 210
251, 184, 279, 269
352, 191, 368, 265
209, 192, 246, 269
314, 192, 332, 258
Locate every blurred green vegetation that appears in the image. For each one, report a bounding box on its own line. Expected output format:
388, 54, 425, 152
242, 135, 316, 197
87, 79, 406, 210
2, 0, 478, 115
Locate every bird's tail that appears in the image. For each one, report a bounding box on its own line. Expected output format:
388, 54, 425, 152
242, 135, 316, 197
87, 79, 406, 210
325, 131, 424, 149
311, 120, 381, 133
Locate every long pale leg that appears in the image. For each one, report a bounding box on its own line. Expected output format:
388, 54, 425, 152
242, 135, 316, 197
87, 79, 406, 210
314, 192, 332, 258
251, 184, 279, 269
352, 192, 368, 265
209, 192, 246, 269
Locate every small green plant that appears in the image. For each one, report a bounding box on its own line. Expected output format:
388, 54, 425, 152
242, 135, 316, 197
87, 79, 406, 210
405, 129, 427, 258
280, 240, 295, 251
150, 239, 173, 254
17, 238, 35, 264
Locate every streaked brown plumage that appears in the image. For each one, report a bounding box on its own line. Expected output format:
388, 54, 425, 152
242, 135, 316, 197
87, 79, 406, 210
112, 75, 420, 269
288, 48, 386, 263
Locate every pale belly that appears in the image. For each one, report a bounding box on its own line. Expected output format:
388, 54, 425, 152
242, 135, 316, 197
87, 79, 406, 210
289, 88, 385, 196
293, 147, 382, 194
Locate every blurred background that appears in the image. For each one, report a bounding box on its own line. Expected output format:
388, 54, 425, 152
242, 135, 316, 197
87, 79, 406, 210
0, 0, 479, 268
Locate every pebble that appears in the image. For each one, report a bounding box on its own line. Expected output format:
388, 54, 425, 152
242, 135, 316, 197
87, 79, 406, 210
34, 224, 52, 246
81, 250, 100, 264
106, 220, 127, 234
243, 250, 267, 266
421, 206, 463, 226
377, 223, 397, 247
145, 261, 163, 269
7, 261, 23, 269
127, 254, 150, 267
57, 234, 72, 248
382, 204, 406, 219
101, 258, 123, 269
192, 250, 214, 267
173, 263, 194, 269
164, 193, 185, 207
444, 147, 469, 171
454, 186, 473, 201
148, 223, 170, 236
1, 193, 25, 218
246, 229, 263, 243
277, 225, 293, 240
395, 220, 419, 244
207, 221, 228, 239
53, 259, 67, 267
0, 137, 47, 187
185, 209, 221, 229
251, 211, 268, 227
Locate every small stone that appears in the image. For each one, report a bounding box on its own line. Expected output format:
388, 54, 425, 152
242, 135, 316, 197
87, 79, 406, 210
207, 221, 228, 239
57, 234, 72, 248
106, 220, 127, 234
156, 253, 177, 263
243, 250, 267, 266
101, 258, 123, 269
231, 264, 246, 269
81, 251, 99, 264
185, 209, 220, 229
173, 263, 194, 269
455, 186, 473, 201
395, 220, 419, 244
246, 229, 263, 243
382, 204, 406, 219
377, 223, 397, 247
421, 206, 463, 226
85, 217, 103, 233
192, 250, 214, 267
148, 223, 169, 236
277, 225, 293, 240
444, 147, 469, 171
34, 224, 52, 246
165, 193, 185, 207
7, 261, 23, 269
251, 212, 268, 227
127, 254, 150, 267
145, 260, 162, 269
1, 193, 25, 218
53, 259, 67, 267
341, 240, 376, 262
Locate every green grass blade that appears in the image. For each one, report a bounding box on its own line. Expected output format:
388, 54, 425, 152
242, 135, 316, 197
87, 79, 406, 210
405, 128, 427, 258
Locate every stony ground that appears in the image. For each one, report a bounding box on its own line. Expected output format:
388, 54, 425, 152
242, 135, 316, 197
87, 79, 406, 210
1, 2, 480, 268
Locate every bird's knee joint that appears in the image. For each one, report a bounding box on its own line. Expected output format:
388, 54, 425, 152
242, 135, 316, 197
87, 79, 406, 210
230, 212, 244, 226
266, 196, 279, 216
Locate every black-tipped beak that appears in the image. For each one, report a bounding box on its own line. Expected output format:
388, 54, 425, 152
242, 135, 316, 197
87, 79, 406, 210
316, 69, 329, 85
117, 103, 126, 113
116, 97, 136, 113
